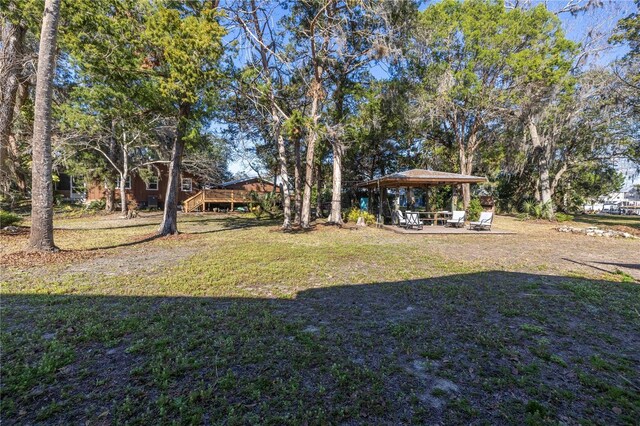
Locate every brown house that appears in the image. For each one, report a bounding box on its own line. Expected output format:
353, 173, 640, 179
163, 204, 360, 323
83, 164, 201, 209
183, 176, 280, 212
56, 169, 279, 211
215, 177, 277, 192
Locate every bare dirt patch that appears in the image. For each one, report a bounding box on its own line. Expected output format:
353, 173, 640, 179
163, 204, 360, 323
0, 249, 108, 269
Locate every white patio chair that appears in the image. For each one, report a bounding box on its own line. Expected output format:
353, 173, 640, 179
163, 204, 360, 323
469, 211, 494, 231
393, 210, 407, 227
446, 210, 466, 228
405, 211, 423, 230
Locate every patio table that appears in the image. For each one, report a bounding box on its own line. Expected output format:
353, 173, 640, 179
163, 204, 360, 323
419, 211, 452, 226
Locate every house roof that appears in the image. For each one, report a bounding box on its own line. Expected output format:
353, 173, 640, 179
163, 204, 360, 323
218, 176, 274, 187
358, 169, 487, 189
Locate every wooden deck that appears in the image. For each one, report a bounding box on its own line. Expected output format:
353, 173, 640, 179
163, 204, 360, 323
183, 189, 252, 212
381, 224, 515, 235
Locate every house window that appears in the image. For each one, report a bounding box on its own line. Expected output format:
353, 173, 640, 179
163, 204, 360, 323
146, 176, 159, 190
116, 176, 131, 189
181, 178, 192, 192
55, 174, 71, 191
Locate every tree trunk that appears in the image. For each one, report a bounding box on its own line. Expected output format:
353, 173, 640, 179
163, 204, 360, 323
119, 174, 127, 215
5, 79, 31, 194
458, 145, 474, 210
301, 129, 316, 228
0, 19, 26, 188
273, 114, 291, 229
293, 137, 302, 225
105, 119, 117, 212
245, 0, 291, 229
27, 0, 61, 252
316, 157, 323, 218
328, 139, 344, 224
527, 117, 554, 218
105, 184, 115, 212
301, 82, 320, 228
158, 103, 190, 236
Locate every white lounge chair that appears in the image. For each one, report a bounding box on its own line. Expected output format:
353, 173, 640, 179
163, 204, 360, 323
405, 211, 423, 230
446, 210, 466, 228
393, 210, 407, 227
469, 211, 493, 231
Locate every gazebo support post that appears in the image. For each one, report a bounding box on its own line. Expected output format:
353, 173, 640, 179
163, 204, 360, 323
451, 185, 456, 212
377, 182, 383, 225
426, 186, 431, 212
382, 187, 389, 218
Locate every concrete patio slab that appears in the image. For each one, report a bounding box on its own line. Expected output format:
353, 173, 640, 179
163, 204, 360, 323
381, 224, 515, 235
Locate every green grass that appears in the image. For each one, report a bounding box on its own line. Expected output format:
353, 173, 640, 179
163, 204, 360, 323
1, 213, 639, 424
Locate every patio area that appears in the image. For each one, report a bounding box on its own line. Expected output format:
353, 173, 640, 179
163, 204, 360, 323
358, 169, 497, 230
381, 224, 515, 235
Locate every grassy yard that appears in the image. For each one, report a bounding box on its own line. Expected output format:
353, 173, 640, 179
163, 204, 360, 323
1, 213, 639, 425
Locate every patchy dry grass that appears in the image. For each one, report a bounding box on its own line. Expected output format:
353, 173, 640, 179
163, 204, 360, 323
1, 213, 639, 425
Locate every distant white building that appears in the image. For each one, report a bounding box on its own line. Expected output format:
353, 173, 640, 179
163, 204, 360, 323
584, 160, 640, 214
585, 187, 640, 214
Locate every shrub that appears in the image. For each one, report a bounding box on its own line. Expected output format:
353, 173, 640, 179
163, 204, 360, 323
521, 200, 554, 220
540, 201, 553, 220
532, 203, 543, 219
346, 208, 376, 225
522, 200, 535, 216
0, 210, 22, 227
468, 198, 483, 222
54, 194, 65, 206
86, 199, 106, 211
555, 212, 574, 222
249, 191, 280, 219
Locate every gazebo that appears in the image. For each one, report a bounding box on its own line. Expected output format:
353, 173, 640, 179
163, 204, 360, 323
358, 169, 487, 224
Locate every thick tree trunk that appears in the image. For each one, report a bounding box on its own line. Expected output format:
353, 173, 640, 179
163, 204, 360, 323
328, 140, 344, 224
293, 137, 302, 225
0, 19, 26, 189
27, 0, 61, 252
527, 117, 554, 218
301, 130, 316, 228
158, 103, 190, 236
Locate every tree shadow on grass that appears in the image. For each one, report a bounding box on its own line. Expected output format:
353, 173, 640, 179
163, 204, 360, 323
572, 214, 640, 230
594, 261, 640, 271
84, 233, 166, 251
77, 216, 275, 249
183, 215, 280, 235
562, 258, 640, 280
55, 222, 158, 231
2, 272, 639, 426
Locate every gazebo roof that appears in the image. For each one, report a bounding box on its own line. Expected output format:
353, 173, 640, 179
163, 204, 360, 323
358, 169, 487, 189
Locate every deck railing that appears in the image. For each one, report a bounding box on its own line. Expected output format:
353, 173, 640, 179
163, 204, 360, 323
183, 189, 253, 212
